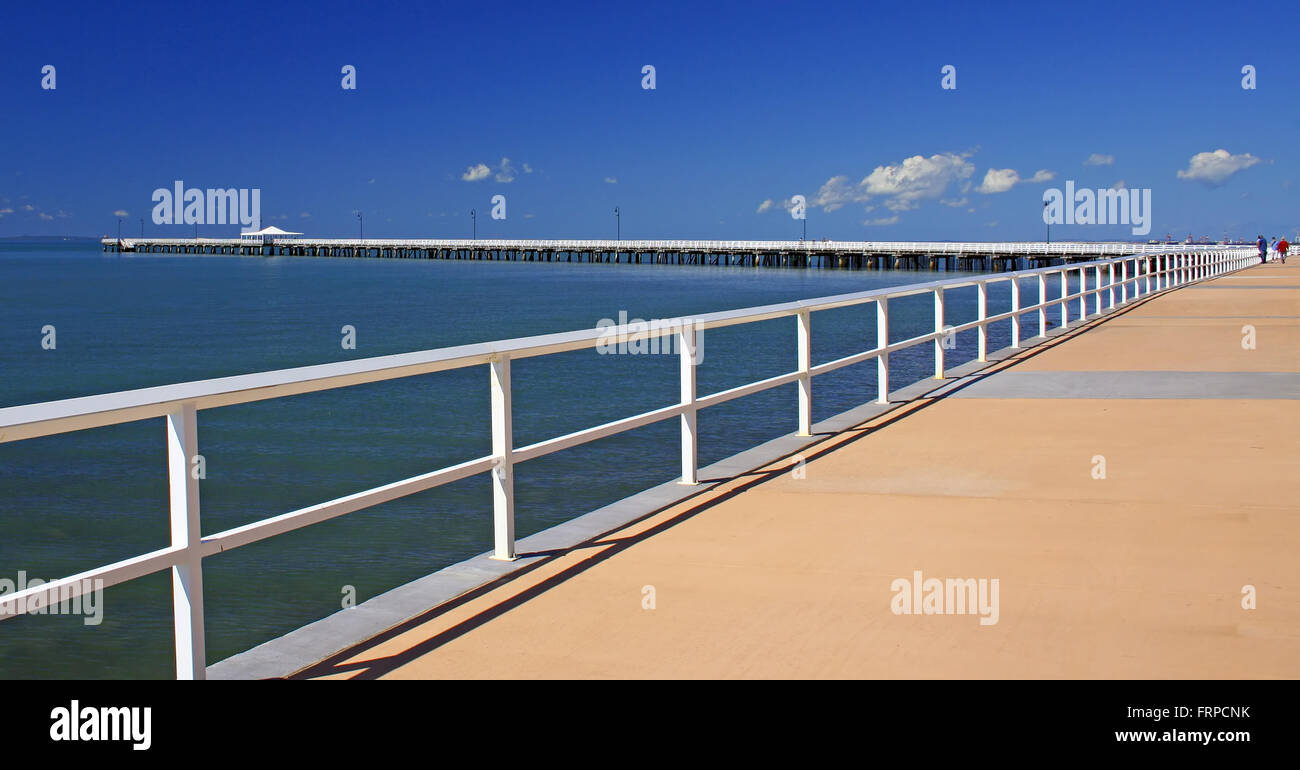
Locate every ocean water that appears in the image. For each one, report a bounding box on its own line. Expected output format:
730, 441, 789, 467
0, 241, 1067, 678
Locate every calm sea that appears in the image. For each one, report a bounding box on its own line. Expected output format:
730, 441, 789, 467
0, 241, 1044, 678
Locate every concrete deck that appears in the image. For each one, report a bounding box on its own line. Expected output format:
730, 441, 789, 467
290, 259, 1298, 679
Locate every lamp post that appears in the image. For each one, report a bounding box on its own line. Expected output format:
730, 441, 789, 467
471, 209, 477, 239
614, 206, 620, 240
356, 211, 363, 241
801, 217, 806, 242
116, 217, 122, 242
1044, 201, 1050, 244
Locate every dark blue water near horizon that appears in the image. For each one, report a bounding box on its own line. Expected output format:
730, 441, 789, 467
0, 242, 1071, 678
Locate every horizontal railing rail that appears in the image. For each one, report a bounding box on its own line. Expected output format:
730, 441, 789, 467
0, 247, 1259, 678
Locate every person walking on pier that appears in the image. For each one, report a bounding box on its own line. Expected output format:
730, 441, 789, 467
1257, 235, 1268, 263
1278, 237, 1289, 264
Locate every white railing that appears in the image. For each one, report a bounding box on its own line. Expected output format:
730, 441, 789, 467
0, 248, 1258, 678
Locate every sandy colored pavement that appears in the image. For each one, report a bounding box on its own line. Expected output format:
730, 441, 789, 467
298, 259, 1299, 679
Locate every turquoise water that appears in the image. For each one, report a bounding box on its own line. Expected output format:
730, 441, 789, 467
0, 242, 1047, 678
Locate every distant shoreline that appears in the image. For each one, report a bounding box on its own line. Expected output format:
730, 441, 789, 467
0, 235, 100, 242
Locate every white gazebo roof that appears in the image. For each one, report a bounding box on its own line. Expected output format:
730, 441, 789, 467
240, 226, 303, 238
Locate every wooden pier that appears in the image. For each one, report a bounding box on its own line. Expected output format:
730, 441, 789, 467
99, 237, 1223, 273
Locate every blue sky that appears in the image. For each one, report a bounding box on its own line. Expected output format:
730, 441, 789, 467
1, 0, 1296, 241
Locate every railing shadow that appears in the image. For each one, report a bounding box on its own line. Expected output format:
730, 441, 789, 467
286, 294, 1159, 680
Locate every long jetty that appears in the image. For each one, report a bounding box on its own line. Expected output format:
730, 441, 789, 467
100, 237, 1229, 272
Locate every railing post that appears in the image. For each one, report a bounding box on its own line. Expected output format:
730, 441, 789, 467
1010, 279, 1021, 349
1121, 259, 1129, 304
167, 403, 206, 680
1144, 257, 1152, 295
489, 356, 516, 560
678, 323, 700, 484
1057, 271, 1068, 330
876, 298, 889, 403
1093, 265, 1102, 315
1037, 274, 1047, 337
1077, 268, 1086, 318
1107, 262, 1116, 308
934, 288, 947, 374
796, 310, 812, 436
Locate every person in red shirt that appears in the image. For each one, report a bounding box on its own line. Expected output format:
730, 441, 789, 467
1278, 238, 1289, 264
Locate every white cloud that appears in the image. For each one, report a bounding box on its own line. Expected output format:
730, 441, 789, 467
300, 211, 312, 218
791, 152, 977, 215
1176, 149, 1261, 186
977, 169, 1019, 194
977, 167, 1055, 194
463, 157, 530, 183
862, 152, 976, 211
461, 163, 490, 182
811, 175, 864, 212
864, 215, 899, 226
0, 208, 13, 216
495, 157, 517, 183
756, 197, 799, 214
22, 204, 34, 212
604, 176, 618, 184
39, 213, 53, 220
113, 209, 129, 217
761, 151, 983, 220
1084, 153, 1114, 166
1111, 180, 1126, 190
940, 197, 968, 207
